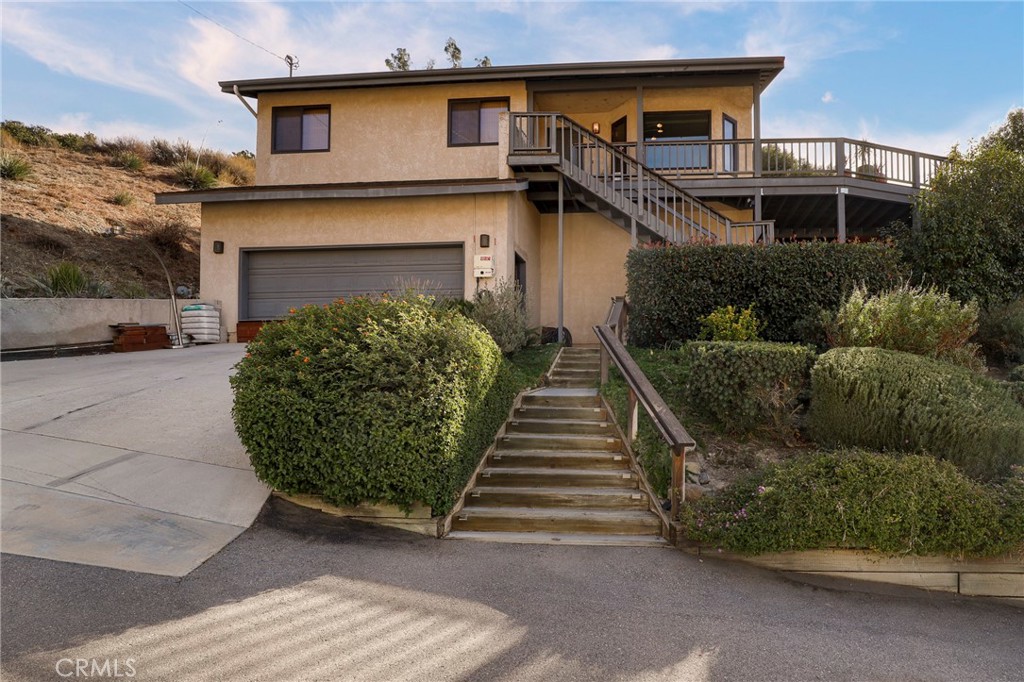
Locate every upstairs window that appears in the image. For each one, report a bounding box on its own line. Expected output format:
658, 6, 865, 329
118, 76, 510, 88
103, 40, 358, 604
448, 98, 509, 146
643, 110, 711, 169
272, 106, 330, 153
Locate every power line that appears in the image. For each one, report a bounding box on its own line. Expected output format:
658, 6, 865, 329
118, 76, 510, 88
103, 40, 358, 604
176, 0, 296, 72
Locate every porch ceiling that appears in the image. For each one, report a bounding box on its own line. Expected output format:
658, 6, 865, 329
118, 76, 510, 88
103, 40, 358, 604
533, 89, 634, 114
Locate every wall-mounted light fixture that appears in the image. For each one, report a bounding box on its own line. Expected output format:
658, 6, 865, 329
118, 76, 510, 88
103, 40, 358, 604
591, 122, 601, 135
479, 234, 490, 248
213, 240, 225, 254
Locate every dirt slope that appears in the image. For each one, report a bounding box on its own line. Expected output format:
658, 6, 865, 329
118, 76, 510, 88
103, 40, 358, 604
1, 144, 201, 298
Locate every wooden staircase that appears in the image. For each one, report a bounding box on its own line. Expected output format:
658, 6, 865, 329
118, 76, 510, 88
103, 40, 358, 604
447, 349, 669, 546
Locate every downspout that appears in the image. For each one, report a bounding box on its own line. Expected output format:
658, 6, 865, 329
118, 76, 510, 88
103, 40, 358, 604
233, 85, 258, 119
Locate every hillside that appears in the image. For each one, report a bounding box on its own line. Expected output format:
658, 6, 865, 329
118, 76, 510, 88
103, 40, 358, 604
2, 139, 215, 298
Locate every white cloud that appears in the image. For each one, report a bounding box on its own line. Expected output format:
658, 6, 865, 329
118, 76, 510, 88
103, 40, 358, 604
821, 91, 835, 104
1, 5, 206, 115
742, 4, 884, 80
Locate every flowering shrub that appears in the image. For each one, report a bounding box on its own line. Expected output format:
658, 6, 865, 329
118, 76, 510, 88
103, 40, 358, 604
231, 294, 512, 514
681, 451, 1023, 557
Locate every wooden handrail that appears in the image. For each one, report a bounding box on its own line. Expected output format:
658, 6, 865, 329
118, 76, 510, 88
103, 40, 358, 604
594, 296, 695, 518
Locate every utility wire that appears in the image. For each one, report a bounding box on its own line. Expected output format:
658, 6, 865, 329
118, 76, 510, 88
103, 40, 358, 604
176, 0, 289, 64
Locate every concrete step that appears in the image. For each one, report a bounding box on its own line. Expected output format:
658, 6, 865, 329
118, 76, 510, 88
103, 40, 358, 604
489, 450, 630, 470
451, 507, 662, 535
548, 377, 598, 389
562, 347, 600, 356
478, 467, 638, 488
446, 530, 671, 547
505, 418, 615, 436
522, 393, 600, 408
556, 358, 601, 369
464, 485, 649, 509
498, 433, 620, 452
514, 405, 607, 421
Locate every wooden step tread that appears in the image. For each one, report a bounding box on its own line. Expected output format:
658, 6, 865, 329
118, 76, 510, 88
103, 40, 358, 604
458, 506, 657, 520
481, 467, 636, 478
446, 531, 670, 547
469, 485, 645, 496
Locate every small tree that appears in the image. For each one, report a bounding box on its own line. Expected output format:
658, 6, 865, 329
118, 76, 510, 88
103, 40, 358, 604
385, 47, 411, 71
898, 108, 1024, 306
444, 37, 462, 68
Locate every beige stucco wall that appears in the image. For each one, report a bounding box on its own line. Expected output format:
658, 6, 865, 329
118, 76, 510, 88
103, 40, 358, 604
201, 193, 533, 339
537, 214, 632, 345
507, 191, 543, 329
256, 82, 528, 186
537, 85, 754, 144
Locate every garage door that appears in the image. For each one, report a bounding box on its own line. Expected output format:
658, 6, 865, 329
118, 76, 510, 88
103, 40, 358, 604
242, 245, 464, 319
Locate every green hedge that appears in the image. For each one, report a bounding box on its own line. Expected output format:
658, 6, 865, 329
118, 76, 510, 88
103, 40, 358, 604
682, 341, 816, 434
681, 451, 1024, 557
626, 242, 905, 346
809, 347, 1024, 481
231, 295, 516, 515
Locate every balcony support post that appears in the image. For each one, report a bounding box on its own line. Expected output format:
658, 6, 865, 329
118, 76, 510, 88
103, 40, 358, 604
753, 84, 762, 178
557, 178, 565, 344
636, 85, 645, 166
837, 188, 848, 243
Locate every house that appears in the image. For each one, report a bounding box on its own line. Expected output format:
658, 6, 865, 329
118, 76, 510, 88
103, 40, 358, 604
156, 57, 944, 344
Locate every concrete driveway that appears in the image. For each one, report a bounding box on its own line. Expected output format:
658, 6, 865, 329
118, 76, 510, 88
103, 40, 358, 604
1, 344, 269, 576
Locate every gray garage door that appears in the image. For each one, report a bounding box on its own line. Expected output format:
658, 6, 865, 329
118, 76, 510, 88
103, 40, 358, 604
243, 245, 464, 319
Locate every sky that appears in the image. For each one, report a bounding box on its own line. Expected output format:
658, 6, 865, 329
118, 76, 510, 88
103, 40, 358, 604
2, 1, 1022, 156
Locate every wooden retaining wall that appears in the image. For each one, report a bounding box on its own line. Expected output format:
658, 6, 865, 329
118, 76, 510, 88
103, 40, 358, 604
676, 539, 1023, 602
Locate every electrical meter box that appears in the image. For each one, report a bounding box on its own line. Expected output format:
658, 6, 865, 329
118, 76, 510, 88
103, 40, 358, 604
473, 254, 494, 278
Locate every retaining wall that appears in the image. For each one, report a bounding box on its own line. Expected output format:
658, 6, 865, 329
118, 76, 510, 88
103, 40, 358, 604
0, 298, 213, 349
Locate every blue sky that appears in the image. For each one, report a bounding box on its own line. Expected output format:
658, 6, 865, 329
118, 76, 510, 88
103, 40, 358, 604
2, 1, 1021, 155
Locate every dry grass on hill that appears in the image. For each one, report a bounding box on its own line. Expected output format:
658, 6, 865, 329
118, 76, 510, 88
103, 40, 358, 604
1, 130, 251, 299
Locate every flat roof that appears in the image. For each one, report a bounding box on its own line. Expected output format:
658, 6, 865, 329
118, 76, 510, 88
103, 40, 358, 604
222, 57, 785, 98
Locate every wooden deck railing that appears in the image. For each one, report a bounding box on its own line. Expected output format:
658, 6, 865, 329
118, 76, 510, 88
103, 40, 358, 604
509, 113, 776, 244
614, 137, 947, 189
594, 297, 696, 518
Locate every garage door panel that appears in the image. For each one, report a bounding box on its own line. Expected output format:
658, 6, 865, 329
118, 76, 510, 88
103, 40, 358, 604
244, 246, 464, 319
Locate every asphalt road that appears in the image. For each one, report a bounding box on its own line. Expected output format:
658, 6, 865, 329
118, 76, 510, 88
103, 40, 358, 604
3, 497, 1022, 682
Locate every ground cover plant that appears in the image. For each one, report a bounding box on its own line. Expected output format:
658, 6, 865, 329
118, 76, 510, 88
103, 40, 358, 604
681, 451, 1024, 558
810, 347, 1024, 481
232, 294, 554, 515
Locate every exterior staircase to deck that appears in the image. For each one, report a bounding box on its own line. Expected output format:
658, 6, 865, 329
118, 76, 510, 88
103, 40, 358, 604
507, 112, 771, 245
447, 349, 669, 546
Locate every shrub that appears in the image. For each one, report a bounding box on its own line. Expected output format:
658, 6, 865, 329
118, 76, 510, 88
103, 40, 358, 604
1010, 365, 1024, 382
148, 138, 192, 166
1, 120, 57, 147
174, 161, 217, 190
216, 153, 256, 186
626, 242, 906, 347
699, 304, 762, 341
682, 341, 816, 434
53, 131, 96, 152
976, 298, 1024, 367
111, 150, 145, 172
111, 191, 134, 207
145, 220, 190, 252
469, 278, 529, 354
681, 451, 1022, 558
231, 295, 516, 515
118, 282, 149, 299
0, 152, 32, 180
809, 347, 1024, 481
829, 283, 982, 370
31, 262, 109, 298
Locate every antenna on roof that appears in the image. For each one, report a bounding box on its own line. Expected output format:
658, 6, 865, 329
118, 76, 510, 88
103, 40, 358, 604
286, 55, 299, 77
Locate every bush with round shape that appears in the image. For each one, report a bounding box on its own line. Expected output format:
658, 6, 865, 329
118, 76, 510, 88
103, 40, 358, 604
681, 450, 1022, 558
809, 347, 1024, 481
231, 294, 511, 514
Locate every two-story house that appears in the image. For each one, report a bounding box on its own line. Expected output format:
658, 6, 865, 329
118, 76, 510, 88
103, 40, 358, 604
157, 57, 944, 344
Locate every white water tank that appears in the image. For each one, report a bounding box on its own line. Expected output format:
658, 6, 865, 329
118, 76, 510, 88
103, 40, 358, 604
180, 303, 222, 344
